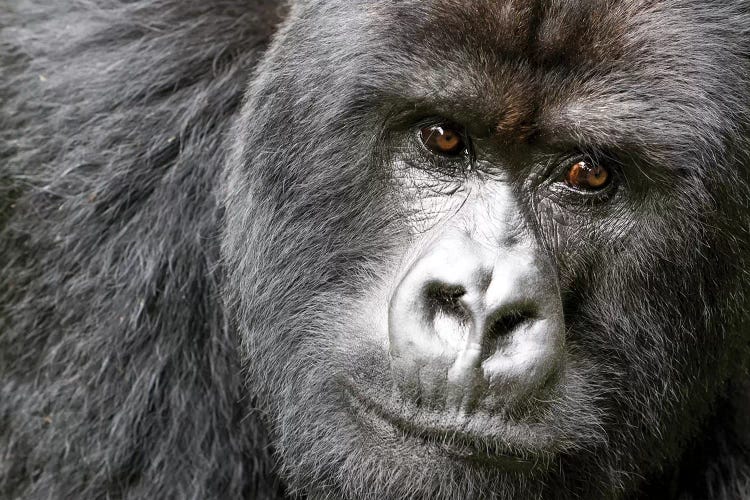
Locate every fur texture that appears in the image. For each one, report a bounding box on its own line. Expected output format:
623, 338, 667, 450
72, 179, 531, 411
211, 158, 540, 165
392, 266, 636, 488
2, 1, 750, 499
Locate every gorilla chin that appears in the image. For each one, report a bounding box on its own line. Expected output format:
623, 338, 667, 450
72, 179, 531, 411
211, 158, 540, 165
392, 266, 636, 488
2, 0, 750, 499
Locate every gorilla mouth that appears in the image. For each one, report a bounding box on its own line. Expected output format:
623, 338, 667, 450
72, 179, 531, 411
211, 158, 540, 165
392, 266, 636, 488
344, 383, 553, 471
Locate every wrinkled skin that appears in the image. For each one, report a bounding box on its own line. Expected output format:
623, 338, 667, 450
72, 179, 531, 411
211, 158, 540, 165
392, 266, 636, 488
2, 1, 750, 499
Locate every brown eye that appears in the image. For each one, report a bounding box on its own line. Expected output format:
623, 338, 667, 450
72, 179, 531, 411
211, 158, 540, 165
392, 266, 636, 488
565, 160, 610, 190
419, 125, 466, 157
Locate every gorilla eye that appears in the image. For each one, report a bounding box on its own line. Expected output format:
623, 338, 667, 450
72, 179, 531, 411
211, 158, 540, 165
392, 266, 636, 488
564, 160, 610, 191
419, 124, 467, 157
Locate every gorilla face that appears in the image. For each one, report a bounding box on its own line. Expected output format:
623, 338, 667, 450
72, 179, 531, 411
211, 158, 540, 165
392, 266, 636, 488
222, 1, 750, 498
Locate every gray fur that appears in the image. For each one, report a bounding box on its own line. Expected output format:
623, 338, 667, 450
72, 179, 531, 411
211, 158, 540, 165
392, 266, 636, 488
2, 1, 750, 499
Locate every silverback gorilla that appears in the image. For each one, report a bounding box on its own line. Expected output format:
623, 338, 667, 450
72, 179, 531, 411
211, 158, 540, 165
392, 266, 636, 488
2, 1, 750, 499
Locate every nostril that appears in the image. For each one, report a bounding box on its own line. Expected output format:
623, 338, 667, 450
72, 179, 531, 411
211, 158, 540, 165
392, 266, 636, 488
423, 282, 469, 320
485, 305, 538, 340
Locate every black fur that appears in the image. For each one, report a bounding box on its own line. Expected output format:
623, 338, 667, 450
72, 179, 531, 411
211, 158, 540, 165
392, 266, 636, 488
2, 1, 750, 499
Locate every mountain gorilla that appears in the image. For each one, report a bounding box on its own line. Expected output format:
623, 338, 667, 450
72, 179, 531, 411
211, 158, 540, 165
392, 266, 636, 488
2, 0, 750, 498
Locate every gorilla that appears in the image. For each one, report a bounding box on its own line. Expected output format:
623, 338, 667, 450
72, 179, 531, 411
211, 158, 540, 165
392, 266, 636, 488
2, 0, 750, 498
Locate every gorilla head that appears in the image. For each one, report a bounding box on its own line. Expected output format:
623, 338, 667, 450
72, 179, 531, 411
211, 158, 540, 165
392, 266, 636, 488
222, 1, 750, 497
2, 0, 750, 499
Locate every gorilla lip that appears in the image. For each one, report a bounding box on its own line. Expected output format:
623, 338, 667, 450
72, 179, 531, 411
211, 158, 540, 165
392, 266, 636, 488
344, 383, 548, 470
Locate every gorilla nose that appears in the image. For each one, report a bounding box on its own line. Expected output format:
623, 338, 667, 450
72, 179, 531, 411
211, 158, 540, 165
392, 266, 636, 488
388, 233, 565, 412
